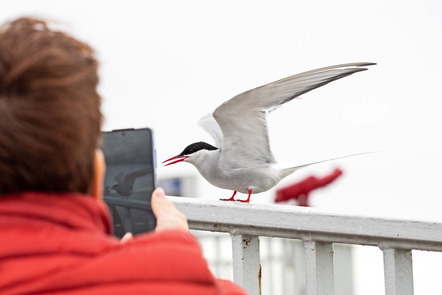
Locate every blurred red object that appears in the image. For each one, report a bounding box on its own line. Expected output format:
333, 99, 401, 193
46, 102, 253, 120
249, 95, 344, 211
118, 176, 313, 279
275, 168, 343, 206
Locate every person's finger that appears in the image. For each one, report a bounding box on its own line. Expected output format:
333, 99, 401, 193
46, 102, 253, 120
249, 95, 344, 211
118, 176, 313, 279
151, 188, 174, 214
151, 187, 189, 232
120, 232, 134, 243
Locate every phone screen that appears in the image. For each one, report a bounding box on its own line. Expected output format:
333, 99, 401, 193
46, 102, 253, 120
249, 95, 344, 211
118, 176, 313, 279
102, 128, 156, 237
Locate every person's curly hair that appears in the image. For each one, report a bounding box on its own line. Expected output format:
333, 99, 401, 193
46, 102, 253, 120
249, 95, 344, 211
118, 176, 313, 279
0, 17, 102, 195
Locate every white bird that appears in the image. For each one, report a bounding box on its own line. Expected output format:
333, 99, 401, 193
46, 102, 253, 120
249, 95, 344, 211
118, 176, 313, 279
163, 62, 375, 202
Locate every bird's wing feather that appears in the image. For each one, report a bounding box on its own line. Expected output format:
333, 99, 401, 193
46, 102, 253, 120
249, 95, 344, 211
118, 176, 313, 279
279, 151, 376, 178
213, 62, 375, 169
123, 168, 151, 187
197, 113, 223, 147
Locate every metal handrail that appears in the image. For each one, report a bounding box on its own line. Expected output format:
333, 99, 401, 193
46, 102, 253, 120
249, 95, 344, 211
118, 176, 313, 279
171, 196, 442, 251
170, 196, 441, 295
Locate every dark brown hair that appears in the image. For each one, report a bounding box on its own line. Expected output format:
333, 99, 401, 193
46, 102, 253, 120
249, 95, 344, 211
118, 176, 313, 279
0, 17, 102, 195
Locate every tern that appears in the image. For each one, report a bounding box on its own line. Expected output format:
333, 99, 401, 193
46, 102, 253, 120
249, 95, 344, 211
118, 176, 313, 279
163, 62, 375, 202
107, 168, 152, 197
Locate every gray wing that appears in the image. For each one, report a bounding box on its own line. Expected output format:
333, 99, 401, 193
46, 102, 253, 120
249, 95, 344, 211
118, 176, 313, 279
197, 113, 223, 148
123, 168, 151, 187
213, 62, 375, 169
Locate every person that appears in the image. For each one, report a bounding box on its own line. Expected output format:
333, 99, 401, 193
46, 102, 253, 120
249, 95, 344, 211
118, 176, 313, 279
0, 17, 247, 295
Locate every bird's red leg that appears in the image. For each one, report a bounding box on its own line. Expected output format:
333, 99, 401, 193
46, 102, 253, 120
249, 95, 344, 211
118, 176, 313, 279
237, 189, 252, 203
220, 191, 237, 202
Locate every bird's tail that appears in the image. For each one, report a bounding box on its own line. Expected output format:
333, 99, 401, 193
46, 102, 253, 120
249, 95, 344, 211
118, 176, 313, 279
280, 152, 376, 178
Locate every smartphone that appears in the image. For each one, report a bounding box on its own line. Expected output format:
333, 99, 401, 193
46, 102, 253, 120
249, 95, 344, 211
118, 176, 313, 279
102, 128, 156, 238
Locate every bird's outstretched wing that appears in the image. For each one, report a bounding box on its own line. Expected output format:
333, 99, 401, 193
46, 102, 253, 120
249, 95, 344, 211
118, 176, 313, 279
123, 168, 152, 187
213, 62, 375, 169
198, 113, 223, 148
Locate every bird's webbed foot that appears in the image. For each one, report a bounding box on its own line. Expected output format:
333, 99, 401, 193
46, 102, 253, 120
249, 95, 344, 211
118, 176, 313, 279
236, 189, 252, 203
220, 191, 237, 202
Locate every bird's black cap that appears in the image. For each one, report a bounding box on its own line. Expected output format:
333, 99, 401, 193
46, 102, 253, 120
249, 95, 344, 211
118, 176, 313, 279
179, 142, 218, 156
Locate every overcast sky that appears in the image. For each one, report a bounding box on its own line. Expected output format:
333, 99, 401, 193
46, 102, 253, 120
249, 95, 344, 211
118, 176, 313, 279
2, 1, 442, 293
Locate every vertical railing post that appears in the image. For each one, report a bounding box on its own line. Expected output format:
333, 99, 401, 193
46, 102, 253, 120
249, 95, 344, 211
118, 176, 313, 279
267, 238, 274, 295
304, 241, 335, 295
213, 235, 222, 277
383, 248, 414, 295
231, 234, 261, 295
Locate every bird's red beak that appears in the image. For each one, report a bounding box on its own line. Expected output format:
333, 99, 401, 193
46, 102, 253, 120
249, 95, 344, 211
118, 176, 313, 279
162, 155, 189, 167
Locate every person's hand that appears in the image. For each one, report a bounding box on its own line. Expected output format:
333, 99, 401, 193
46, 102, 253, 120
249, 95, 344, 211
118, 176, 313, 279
119, 188, 189, 243
151, 187, 189, 232
120, 232, 133, 243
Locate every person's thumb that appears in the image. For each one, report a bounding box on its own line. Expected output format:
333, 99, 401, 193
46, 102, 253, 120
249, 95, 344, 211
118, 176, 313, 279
151, 188, 188, 232
120, 232, 134, 243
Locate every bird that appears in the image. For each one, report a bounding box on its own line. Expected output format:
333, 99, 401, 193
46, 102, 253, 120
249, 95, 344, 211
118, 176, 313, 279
163, 62, 375, 202
107, 168, 152, 197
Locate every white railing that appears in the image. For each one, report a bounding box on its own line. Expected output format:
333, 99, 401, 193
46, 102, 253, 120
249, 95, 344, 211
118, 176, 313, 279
171, 196, 442, 295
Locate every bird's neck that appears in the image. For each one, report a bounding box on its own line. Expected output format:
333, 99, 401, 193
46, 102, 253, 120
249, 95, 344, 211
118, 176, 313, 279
190, 149, 220, 169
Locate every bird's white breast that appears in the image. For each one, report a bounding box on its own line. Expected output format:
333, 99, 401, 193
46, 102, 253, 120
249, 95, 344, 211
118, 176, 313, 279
190, 150, 283, 194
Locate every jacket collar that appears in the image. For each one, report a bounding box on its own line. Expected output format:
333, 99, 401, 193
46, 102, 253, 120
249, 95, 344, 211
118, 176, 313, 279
0, 192, 112, 235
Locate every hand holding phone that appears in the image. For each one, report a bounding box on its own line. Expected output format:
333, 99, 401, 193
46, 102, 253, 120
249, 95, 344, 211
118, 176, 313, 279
102, 128, 156, 237
151, 188, 189, 232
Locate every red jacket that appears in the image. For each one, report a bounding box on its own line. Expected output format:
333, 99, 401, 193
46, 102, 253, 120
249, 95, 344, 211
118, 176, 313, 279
0, 192, 247, 295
